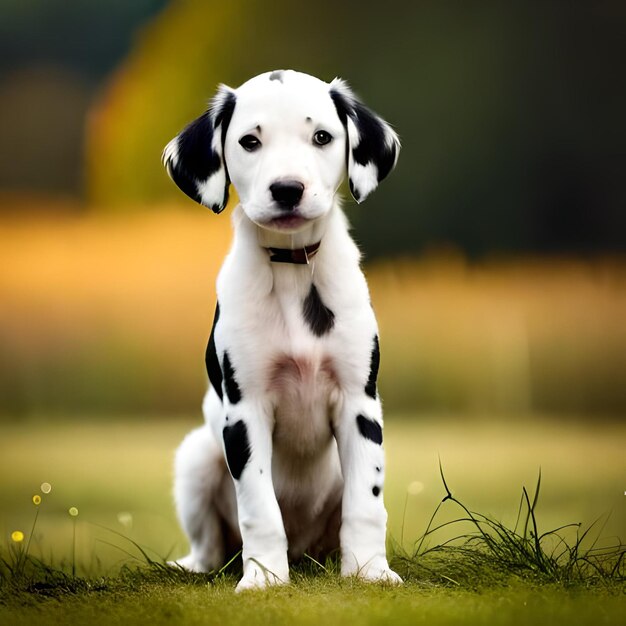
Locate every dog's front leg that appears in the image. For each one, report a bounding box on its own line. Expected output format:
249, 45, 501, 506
334, 394, 402, 583
221, 400, 289, 591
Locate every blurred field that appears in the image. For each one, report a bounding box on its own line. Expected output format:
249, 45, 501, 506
0, 416, 624, 576
1, 204, 625, 570
1, 205, 625, 417
1, 208, 624, 618
373, 255, 626, 415
0, 204, 230, 416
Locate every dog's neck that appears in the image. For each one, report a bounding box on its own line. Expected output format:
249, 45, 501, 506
228, 203, 361, 291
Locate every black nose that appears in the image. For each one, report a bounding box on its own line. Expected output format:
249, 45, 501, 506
270, 180, 304, 209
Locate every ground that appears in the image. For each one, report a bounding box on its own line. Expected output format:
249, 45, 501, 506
0, 416, 624, 624
3, 578, 625, 626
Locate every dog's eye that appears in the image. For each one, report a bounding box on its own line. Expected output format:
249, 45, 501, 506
239, 135, 261, 152
313, 130, 333, 146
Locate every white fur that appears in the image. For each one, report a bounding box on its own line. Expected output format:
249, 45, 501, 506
169, 70, 401, 591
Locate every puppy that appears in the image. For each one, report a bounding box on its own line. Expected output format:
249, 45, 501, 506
163, 69, 401, 590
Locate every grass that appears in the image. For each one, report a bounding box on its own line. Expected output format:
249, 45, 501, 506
393, 466, 624, 587
1, 496, 624, 626
0, 417, 624, 625
2, 572, 623, 626
1, 568, 625, 626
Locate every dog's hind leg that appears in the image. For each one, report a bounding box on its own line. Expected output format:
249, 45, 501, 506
172, 424, 233, 572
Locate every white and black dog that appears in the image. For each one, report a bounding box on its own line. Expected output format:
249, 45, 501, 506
163, 69, 401, 590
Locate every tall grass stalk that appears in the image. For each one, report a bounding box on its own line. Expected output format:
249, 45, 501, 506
392, 462, 625, 587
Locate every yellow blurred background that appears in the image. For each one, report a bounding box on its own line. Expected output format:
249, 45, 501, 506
1, 1, 624, 568
2, 206, 625, 418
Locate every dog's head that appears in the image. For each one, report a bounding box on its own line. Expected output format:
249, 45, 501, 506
163, 70, 399, 233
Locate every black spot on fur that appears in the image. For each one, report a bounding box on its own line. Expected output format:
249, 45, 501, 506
222, 351, 242, 404
372, 486, 381, 497
375, 466, 381, 473
269, 70, 284, 82
356, 414, 383, 445
205, 303, 223, 401
303, 284, 335, 337
223, 420, 251, 480
364, 335, 380, 398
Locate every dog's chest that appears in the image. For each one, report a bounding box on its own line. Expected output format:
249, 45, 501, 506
269, 351, 338, 455
263, 270, 340, 452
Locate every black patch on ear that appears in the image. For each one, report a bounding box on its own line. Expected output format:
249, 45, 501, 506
350, 103, 396, 182
205, 303, 223, 401
168, 112, 221, 206
212, 90, 236, 212
166, 90, 236, 214
269, 70, 284, 82
330, 87, 397, 184
330, 89, 349, 126
372, 485, 381, 497
214, 91, 236, 131
303, 284, 335, 337
364, 335, 380, 399
222, 351, 242, 404
223, 420, 251, 480
330, 88, 351, 173
356, 414, 383, 445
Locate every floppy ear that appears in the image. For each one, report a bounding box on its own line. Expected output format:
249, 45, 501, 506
329, 78, 400, 203
162, 85, 236, 213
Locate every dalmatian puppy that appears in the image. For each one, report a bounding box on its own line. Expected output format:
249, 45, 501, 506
163, 69, 401, 591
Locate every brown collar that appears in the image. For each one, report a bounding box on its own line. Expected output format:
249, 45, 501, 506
266, 241, 321, 264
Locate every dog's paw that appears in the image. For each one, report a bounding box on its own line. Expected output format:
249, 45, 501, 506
357, 565, 403, 585
235, 560, 289, 592
168, 554, 211, 573
342, 556, 403, 585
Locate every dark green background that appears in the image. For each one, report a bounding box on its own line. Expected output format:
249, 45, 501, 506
1, 0, 624, 258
